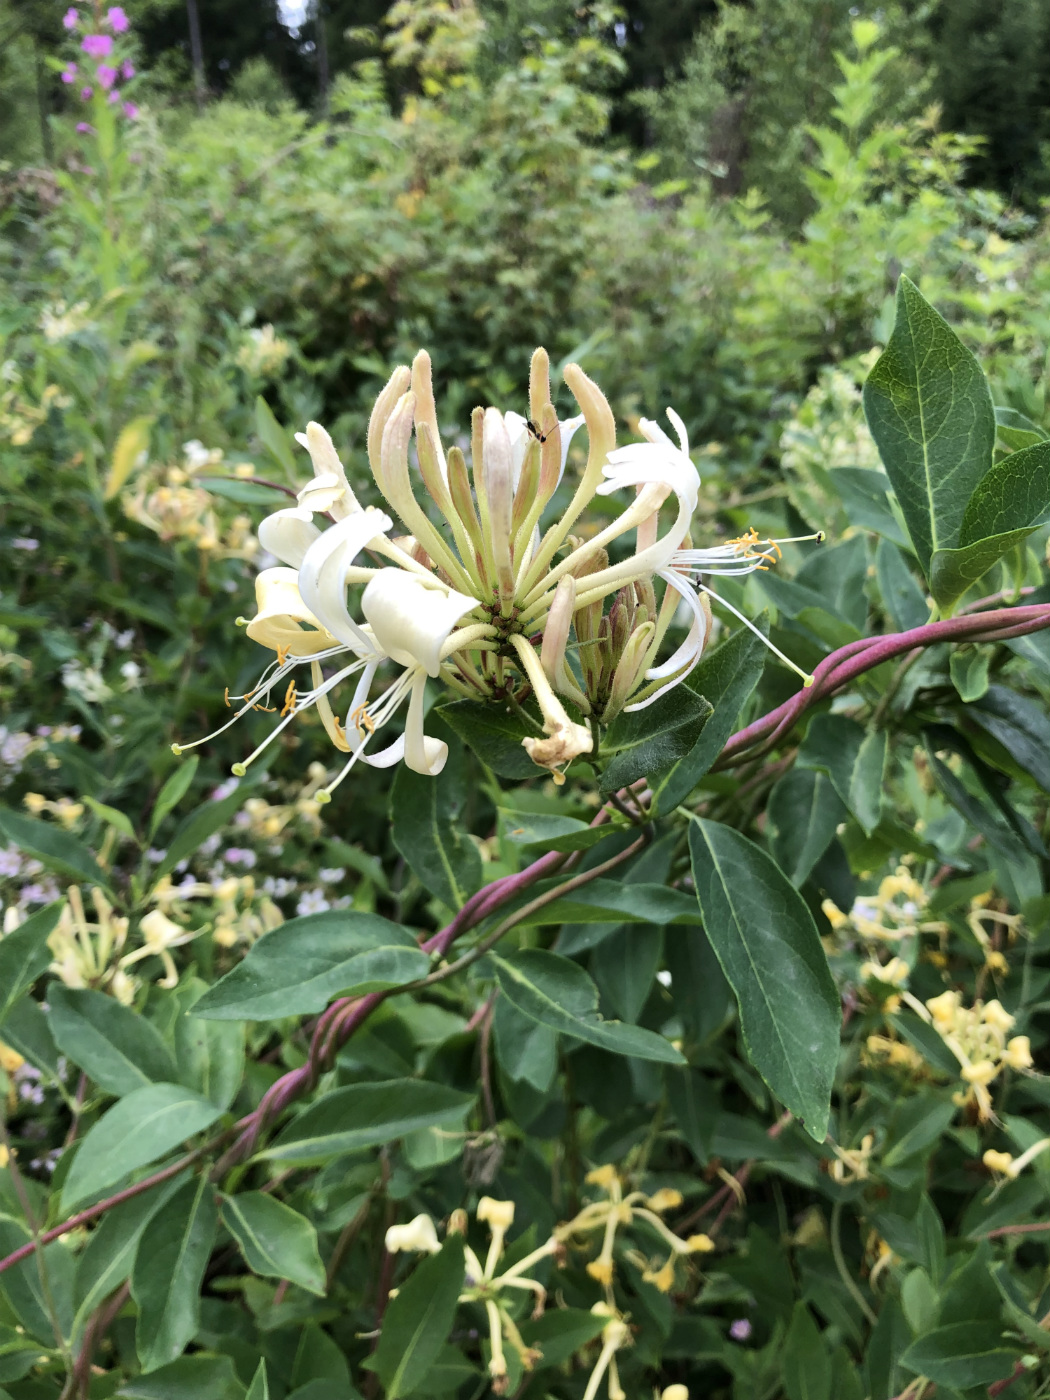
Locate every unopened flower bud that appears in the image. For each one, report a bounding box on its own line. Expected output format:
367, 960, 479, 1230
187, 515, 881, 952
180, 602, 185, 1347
540, 575, 576, 688
1004, 1035, 1032, 1070
477, 1197, 515, 1232
367, 365, 411, 494
482, 407, 515, 602
385, 1214, 440, 1254
662, 1387, 691, 1400
645, 1188, 683, 1213
983, 999, 1015, 1033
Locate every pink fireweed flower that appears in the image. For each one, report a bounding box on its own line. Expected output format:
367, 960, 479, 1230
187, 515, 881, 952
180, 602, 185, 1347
106, 6, 130, 31
123, 101, 139, 119
97, 64, 117, 89
121, 60, 135, 78
75, 122, 94, 134
61, 63, 77, 83
80, 86, 93, 99
107, 88, 121, 103
81, 33, 112, 57
63, 7, 79, 28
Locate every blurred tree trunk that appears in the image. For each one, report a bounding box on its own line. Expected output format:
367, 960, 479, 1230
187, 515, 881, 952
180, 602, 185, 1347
185, 0, 206, 108
314, 0, 330, 117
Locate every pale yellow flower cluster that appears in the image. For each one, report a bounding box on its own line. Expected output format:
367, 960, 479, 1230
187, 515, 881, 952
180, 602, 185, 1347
0, 361, 71, 446
236, 324, 292, 378
123, 441, 258, 558
384, 1171, 711, 1398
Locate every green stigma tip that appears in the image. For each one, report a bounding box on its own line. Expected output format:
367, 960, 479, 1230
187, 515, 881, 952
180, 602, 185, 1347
315, 790, 332, 805
171, 743, 183, 756
235, 616, 247, 627
231, 762, 247, 777
803, 675, 815, 689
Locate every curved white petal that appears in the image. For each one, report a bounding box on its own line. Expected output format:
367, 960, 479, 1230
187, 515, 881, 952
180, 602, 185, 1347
504, 411, 531, 491
645, 569, 709, 680
361, 568, 477, 678
257, 506, 322, 568
294, 421, 361, 520
557, 413, 586, 489
298, 507, 392, 657
403, 669, 447, 775
245, 567, 336, 657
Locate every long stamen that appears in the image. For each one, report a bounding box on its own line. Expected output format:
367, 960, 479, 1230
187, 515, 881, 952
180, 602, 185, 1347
700, 584, 814, 687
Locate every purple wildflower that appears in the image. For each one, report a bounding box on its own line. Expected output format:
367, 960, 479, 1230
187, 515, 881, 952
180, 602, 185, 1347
61, 63, 77, 84
12, 538, 39, 550
106, 6, 130, 31
80, 87, 93, 100
123, 102, 139, 119
729, 1319, 752, 1341
121, 60, 135, 79
81, 33, 112, 57
76, 121, 94, 134
62, 7, 79, 28
97, 64, 117, 89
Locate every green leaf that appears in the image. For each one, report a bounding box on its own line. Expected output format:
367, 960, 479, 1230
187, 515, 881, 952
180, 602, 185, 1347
116, 1354, 245, 1400
833, 467, 909, 546
391, 728, 481, 907
995, 405, 1047, 451
688, 817, 839, 1140
968, 684, 1050, 793
767, 768, 845, 884
199, 477, 289, 505
950, 647, 990, 702
0, 905, 61, 1027
255, 396, 297, 478
192, 910, 429, 1021
782, 1302, 832, 1400
47, 986, 179, 1097
62, 1083, 223, 1210
83, 797, 138, 843
131, 1175, 218, 1372
863, 276, 995, 577
149, 756, 199, 838
436, 699, 540, 778
491, 949, 685, 1064
245, 1362, 269, 1400
501, 810, 615, 854
651, 616, 770, 815
0, 1217, 74, 1342
371, 1238, 465, 1398
72, 1175, 188, 1342
900, 1324, 1015, 1387
242, 1355, 267, 1400
0, 808, 109, 890
519, 1309, 607, 1369
875, 538, 928, 631
928, 529, 1034, 611
151, 790, 249, 883
590, 923, 662, 1023
798, 714, 886, 835
0, 996, 62, 1078
599, 687, 711, 794
492, 997, 557, 1091
960, 438, 1050, 543
261, 1080, 475, 1164
221, 1192, 325, 1295
173, 982, 245, 1109
516, 878, 701, 927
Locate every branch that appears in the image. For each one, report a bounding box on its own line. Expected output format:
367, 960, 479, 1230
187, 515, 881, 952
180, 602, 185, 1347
718, 604, 1050, 766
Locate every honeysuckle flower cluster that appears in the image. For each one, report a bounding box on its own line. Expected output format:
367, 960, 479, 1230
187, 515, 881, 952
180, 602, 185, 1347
175, 348, 817, 795
124, 442, 259, 557
895, 990, 1032, 1121
383, 1174, 711, 1397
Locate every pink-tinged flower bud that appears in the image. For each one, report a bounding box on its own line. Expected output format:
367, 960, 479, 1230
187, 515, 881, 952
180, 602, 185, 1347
61, 63, 77, 83
123, 101, 139, 119
81, 33, 113, 56
97, 64, 118, 89
121, 60, 135, 78
75, 121, 94, 134
63, 7, 79, 28
540, 575, 576, 688
106, 6, 130, 31
80, 86, 93, 99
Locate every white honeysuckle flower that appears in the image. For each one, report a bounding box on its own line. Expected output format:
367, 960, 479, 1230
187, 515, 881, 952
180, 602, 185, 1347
257, 507, 322, 570
362, 568, 477, 678
176, 347, 820, 793
385, 1214, 441, 1254
292, 421, 363, 519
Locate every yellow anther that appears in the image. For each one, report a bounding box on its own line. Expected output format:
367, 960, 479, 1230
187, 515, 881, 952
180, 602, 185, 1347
276, 644, 291, 668
223, 687, 232, 708
351, 704, 376, 737
281, 681, 297, 717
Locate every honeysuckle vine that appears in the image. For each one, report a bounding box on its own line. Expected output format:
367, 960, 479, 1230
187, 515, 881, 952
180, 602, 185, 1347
8, 598, 1050, 1283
